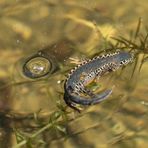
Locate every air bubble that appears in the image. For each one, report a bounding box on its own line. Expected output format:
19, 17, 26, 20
23, 52, 52, 79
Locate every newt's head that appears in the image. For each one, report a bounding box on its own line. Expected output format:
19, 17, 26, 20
114, 51, 133, 66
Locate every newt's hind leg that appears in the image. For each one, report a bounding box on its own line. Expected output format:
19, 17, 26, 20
81, 86, 112, 103
81, 87, 96, 97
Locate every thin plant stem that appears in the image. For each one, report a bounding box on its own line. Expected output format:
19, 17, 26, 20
13, 123, 52, 148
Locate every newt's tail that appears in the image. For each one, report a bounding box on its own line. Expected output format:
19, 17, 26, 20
69, 89, 112, 105
64, 87, 113, 106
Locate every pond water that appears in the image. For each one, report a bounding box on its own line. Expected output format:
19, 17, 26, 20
0, 0, 147, 148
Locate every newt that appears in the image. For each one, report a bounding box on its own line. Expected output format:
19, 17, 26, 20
64, 51, 133, 112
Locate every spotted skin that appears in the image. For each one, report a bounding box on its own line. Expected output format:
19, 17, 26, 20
64, 51, 133, 112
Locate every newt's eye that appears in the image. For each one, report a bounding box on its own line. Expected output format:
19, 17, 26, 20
120, 60, 125, 65
23, 52, 52, 79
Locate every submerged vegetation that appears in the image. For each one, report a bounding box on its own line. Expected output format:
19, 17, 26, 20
13, 103, 68, 148
111, 18, 148, 77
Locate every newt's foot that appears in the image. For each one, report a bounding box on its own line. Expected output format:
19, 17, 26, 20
65, 100, 81, 113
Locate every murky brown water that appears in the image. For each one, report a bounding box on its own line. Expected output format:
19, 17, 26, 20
0, 0, 147, 148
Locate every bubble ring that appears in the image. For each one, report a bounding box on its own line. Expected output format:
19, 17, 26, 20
23, 51, 53, 79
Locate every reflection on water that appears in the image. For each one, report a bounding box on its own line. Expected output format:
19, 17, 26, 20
0, 0, 147, 148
